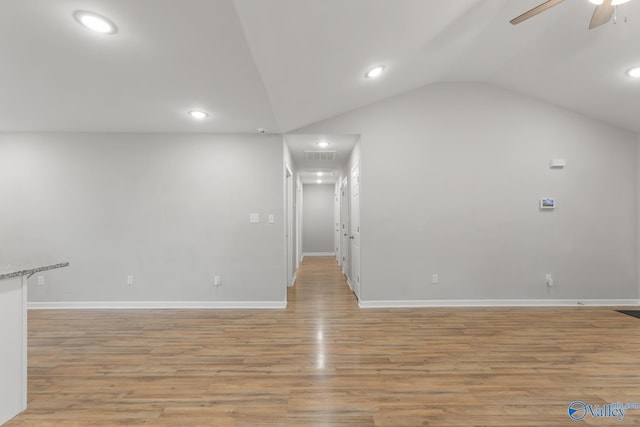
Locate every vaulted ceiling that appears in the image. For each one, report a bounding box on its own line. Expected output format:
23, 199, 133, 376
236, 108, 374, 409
1, 0, 639, 134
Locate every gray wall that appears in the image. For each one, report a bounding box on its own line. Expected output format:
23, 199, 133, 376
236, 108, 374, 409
302, 184, 335, 254
0, 133, 286, 304
298, 83, 639, 303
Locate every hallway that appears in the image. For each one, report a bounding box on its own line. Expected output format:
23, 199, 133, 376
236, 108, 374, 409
6, 256, 640, 426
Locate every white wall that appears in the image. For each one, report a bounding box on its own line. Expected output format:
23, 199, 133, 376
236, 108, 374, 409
0, 133, 286, 306
298, 83, 639, 304
302, 184, 335, 254
0, 276, 26, 424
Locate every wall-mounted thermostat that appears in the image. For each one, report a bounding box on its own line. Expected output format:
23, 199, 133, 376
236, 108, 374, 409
550, 158, 566, 168
540, 198, 555, 209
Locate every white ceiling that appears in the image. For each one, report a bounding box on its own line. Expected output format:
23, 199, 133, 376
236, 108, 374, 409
1, 0, 639, 136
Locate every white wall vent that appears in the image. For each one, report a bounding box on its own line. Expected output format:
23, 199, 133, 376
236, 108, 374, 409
304, 151, 336, 161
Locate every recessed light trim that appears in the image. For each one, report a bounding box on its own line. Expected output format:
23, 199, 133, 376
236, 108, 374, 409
74, 10, 118, 34
317, 172, 323, 177
317, 179, 322, 184
627, 67, 640, 78
189, 110, 209, 119
365, 65, 385, 79
317, 141, 329, 148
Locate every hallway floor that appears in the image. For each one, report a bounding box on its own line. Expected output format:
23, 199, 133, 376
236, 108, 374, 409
6, 256, 640, 426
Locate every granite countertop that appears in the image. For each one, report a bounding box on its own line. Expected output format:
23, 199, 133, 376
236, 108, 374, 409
0, 262, 70, 280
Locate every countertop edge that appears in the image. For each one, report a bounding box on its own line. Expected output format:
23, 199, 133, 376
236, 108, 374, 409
0, 262, 70, 281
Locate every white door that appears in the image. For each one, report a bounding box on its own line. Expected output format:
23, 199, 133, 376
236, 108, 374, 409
350, 164, 361, 299
340, 176, 350, 278
286, 166, 295, 286
334, 188, 340, 261
296, 177, 302, 270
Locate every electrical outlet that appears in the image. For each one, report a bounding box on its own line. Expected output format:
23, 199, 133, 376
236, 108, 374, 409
545, 274, 553, 287
432, 274, 439, 284
214, 276, 221, 286
127, 275, 134, 286
37, 276, 45, 286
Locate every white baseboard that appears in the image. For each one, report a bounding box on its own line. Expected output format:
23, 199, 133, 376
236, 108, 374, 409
288, 272, 297, 287
302, 252, 335, 258
359, 299, 640, 308
28, 300, 287, 310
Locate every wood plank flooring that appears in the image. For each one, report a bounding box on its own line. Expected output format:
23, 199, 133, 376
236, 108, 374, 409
5, 256, 640, 426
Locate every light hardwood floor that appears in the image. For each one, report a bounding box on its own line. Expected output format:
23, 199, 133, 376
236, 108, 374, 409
6, 256, 640, 426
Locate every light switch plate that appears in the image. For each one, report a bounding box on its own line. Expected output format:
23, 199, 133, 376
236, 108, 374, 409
540, 198, 555, 209
268, 214, 275, 224
249, 213, 260, 223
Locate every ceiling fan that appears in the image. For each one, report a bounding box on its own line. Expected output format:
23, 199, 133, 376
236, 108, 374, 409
510, 0, 631, 30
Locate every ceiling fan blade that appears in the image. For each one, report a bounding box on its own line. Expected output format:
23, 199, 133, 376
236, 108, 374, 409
510, 0, 566, 25
589, 0, 614, 29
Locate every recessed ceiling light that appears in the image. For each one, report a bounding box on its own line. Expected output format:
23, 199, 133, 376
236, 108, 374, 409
317, 179, 322, 184
317, 172, 324, 177
317, 141, 329, 148
627, 67, 640, 78
189, 110, 209, 119
365, 65, 385, 79
74, 11, 118, 35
